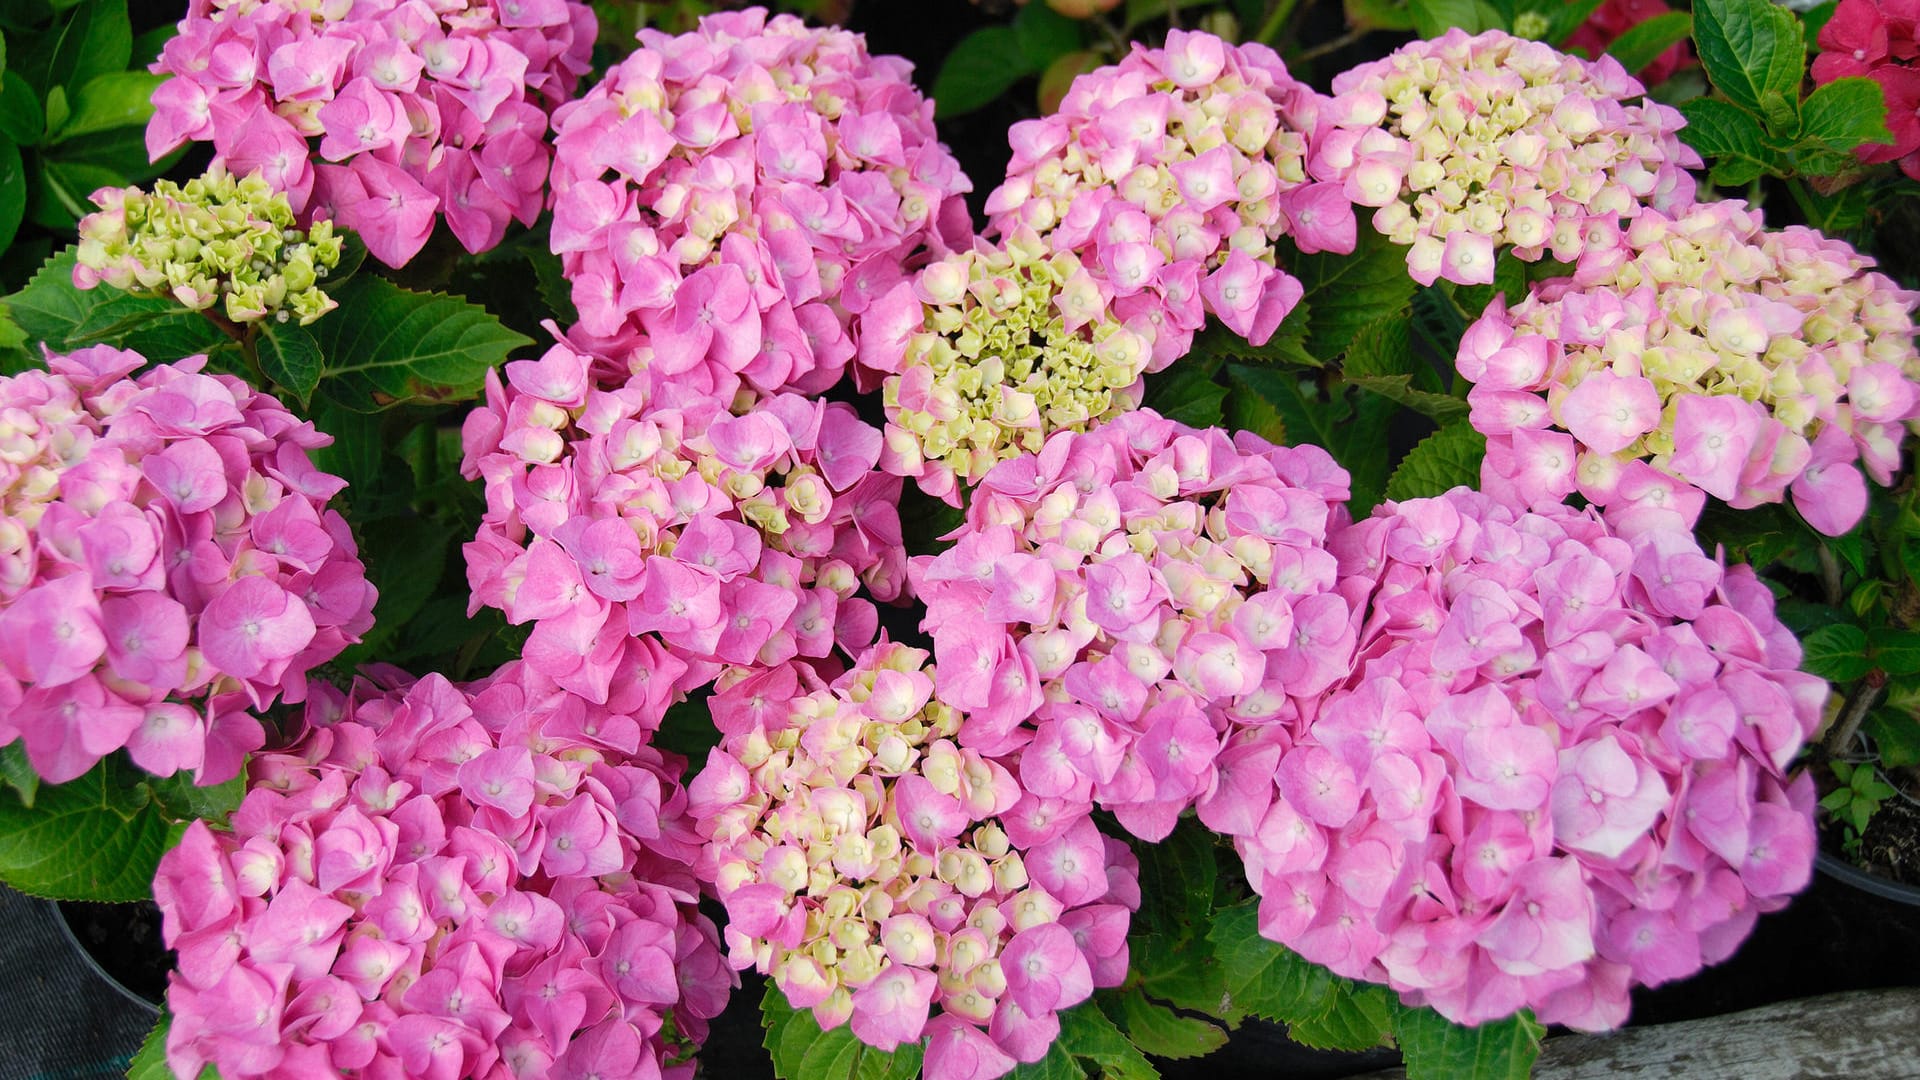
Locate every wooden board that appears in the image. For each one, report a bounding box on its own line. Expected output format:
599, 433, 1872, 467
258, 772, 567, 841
1364, 988, 1920, 1079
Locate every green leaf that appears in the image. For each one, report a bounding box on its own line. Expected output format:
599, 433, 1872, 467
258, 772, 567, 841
1606, 11, 1692, 75
1799, 76, 1893, 151
306, 275, 532, 412
5, 248, 203, 353
49, 70, 160, 141
25, 0, 130, 95
1761, 89, 1801, 139
128, 1013, 219, 1080
1691, 0, 1805, 117
1800, 623, 1873, 682
349, 515, 450, 658
1231, 363, 1395, 513
1386, 421, 1485, 501
0, 134, 21, 252
1871, 630, 1920, 677
1006, 1043, 1087, 1080
1055, 1003, 1158, 1080
257, 321, 323, 406
1100, 992, 1228, 1061
0, 757, 177, 901
32, 155, 120, 228
1192, 316, 1320, 369
1679, 98, 1782, 185
1866, 707, 1920, 767
0, 742, 38, 807
1223, 368, 1290, 444
933, 27, 1032, 120
1346, 0, 1417, 31
1013, 2, 1080, 70
1209, 900, 1338, 1024
0, 70, 43, 145
1393, 1005, 1544, 1080
1143, 364, 1229, 428
761, 983, 923, 1080
1286, 983, 1396, 1052
1342, 318, 1467, 420
148, 770, 245, 828
1288, 231, 1417, 363
1408, 0, 1501, 38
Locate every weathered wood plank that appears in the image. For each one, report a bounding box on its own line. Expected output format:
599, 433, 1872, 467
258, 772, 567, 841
1365, 989, 1920, 1079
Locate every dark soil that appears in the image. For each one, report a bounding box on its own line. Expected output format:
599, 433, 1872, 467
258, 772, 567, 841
1857, 794, 1920, 887
59, 900, 172, 1008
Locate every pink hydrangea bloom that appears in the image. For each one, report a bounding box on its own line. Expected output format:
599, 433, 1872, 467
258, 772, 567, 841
1813, 0, 1920, 179
0, 348, 374, 785
868, 32, 1330, 494
1463, 200, 1920, 535
147, 0, 596, 267
909, 409, 1353, 843
153, 663, 731, 1080
460, 337, 901, 728
545, 8, 972, 400
691, 641, 1138, 1076
1316, 29, 1700, 286
1235, 488, 1823, 1031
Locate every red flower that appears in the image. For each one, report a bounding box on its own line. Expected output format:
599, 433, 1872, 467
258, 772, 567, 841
1813, 0, 1891, 81
1567, 0, 1697, 85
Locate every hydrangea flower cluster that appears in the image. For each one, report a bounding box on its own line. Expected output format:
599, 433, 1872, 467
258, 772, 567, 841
460, 339, 903, 726
0, 347, 374, 785
1565, 0, 1697, 87
153, 663, 731, 1080
545, 8, 972, 401
911, 409, 1353, 842
690, 642, 1139, 1080
1813, 0, 1920, 179
1464, 200, 1920, 536
1316, 29, 1699, 286
73, 165, 343, 326
1235, 488, 1822, 1030
861, 31, 1333, 495
147, 0, 595, 268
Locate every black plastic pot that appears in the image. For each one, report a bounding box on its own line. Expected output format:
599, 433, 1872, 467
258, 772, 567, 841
1817, 850, 1920, 908
52, 899, 169, 1015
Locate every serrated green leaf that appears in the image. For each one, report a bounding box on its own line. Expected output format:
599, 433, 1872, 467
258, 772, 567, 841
1386, 422, 1485, 501
1056, 1002, 1158, 1080
1799, 76, 1893, 152
1287, 983, 1395, 1051
4, 248, 222, 358
761, 983, 923, 1080
1606, 11, 1692, 75
256, 320, 323, 406
1393, 1005, 1544, 1080
0, 70, 40, 145
0, 742, 38, 807
1208, 900, 1338, 1023
1871, 629, 1920, 677
933, 26, 1032, 120
1013, 2, 1080, 69
1006, 1043, 1088, 1080
1143, 364, 1229, 428
1230, 363, 1394, 513
148, 770, 245, 829
1865, 710, 1920, 767
1343, 318, 1467, 420
50, 70, 160, 141
1192, 315, 1320, 368
1801, 623, 1872, 682
1223, 369, 1290, 444
0, 756, 176, 901
1288, 231, 1417, 363
1692, 0, 1805, 117
1680, 97, 1782, 183
306, 275, 532, 412
1101, 992, 1228, 1061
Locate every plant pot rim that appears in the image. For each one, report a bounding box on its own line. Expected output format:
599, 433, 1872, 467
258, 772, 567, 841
49, 899, 163, 1017
1815, 849, 1920, 907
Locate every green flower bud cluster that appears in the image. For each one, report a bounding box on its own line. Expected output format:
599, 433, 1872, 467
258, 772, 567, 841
73, 164, 342, 326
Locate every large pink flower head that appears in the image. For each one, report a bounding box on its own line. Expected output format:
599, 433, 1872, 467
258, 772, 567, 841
545, 8, 972, 401
146, 0, 596, 267
865, 32, 1329, 497
1465, 200, 1920, 536
153, 663, 731, 1080
0, 348, 375, 786
459, 338, 902, 728
908, 408, 1353, 843
690, 641, 1138, 1077
1316, 29, 1700, 286
1234, 487, 1823, 1031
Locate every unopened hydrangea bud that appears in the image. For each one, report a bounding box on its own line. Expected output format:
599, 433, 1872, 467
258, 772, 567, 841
74, 165, 341, 326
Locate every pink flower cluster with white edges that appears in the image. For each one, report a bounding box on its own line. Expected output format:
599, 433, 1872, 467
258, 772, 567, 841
911, 409, 1354, 843
546, 8, 972, 401
979, 29, 1337, 366
689, 641, 1139, 1080
460, 339, 903, 727
154, 663, 731, 1080
0, 347, 374, 786
1237, 488, 1823, 1030
1465, 200, 1920, 536
1317, 29, 1699, 286
148, 0, 595, 268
